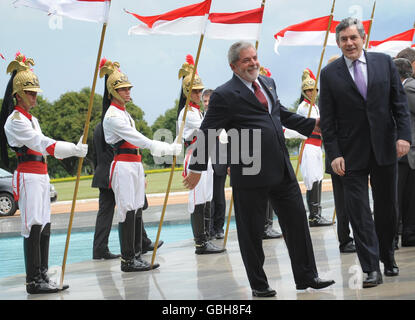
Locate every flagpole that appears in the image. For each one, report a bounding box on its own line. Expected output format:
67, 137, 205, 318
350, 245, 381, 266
151, 33, 206, 268
255, 0, 266, 50
223, 0, 266, 249
60, 22, 107, 289
295, 0, 336, 177
365, 0, 377, 49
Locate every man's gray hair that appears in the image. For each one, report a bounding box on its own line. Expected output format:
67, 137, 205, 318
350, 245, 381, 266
228, 41, 255, 65
335, 17, 365, 43
393, 58, 413, 80
396, 47, 415, 63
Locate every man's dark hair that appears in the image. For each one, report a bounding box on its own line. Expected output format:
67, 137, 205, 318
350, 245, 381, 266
335, 17, 365, 43
396, 47, 415, 63
393, 58, 413, 80
202, 89, 213, 99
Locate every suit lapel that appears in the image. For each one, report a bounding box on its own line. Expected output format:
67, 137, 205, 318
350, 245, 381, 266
337, 56, 360, 97
231, 74, 268, 111
365, 51, 375, 94
258, 76, 277, 108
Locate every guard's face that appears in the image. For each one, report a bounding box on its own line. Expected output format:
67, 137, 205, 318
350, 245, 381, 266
190, 89, 203, 104
231, 47, 260, 82
17, 91, 37, 110
116, 87, 132, 103
337, 25, 366, 61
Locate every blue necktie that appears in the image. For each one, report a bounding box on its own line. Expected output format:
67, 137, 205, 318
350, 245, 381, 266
353, 60, 367, 100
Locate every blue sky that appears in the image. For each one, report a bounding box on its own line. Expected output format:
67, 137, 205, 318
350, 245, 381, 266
1, 0, 414, 125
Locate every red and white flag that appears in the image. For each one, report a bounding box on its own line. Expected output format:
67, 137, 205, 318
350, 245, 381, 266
13, 0, 111, 23
205, 7, 264, 41
412, 44, 415, 48
126, 0, 211, 36
274, 16, 370, 53
369, 29, 415, 56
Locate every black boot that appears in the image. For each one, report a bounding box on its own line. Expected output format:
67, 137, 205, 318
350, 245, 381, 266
191, 204, 225, 255
134, 208, 144, 258
119, 210, 158, 272
204, 201, 212, 240
308, 181, 333, 227
40, 223, 69, 291
24, 225, 58, 294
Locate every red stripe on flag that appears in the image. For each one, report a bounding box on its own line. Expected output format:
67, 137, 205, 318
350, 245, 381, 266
369, 29, 415, 48
0, 53, 5, 60
208, 7, 263, 24
274, 16, 331, 39
125, 0, 211, 28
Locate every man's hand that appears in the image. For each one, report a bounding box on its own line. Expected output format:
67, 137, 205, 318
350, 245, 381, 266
183, 171, 202, 190
314, 118, 321, 133
397, 139, 410, 158
331, 157, 345, 176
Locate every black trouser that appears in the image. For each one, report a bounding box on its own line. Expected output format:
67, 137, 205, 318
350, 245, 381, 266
93, 188, 116, 257
342, 159, 398, 272
232, 169, 317, 290
397, 162, 415, 242
210, 173, 226, 234
330, 174, 353, 248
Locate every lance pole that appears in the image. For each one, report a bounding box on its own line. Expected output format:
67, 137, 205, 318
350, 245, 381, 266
60, 22, 107, 289
151, 33, 206, 268
295, 0, 336, 177
365, 0, 377, 50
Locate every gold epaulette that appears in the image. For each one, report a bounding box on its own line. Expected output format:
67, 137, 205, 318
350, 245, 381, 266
11, 111, 21, 120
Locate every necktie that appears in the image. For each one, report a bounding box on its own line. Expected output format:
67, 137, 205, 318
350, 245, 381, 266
252, 81, 268, 110
352, 60, 367, 100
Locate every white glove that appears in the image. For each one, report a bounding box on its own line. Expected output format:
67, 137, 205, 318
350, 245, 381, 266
218, 129, 228, 144
150, 140, 182, 157
54, 136, 88, 159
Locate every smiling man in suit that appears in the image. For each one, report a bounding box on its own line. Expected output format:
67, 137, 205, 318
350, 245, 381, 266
183, 41, 334, 297
320, 18, 411, 288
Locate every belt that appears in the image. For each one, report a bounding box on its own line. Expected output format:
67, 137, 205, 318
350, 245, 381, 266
17, 154, 45, 163
115, 148, 138, 155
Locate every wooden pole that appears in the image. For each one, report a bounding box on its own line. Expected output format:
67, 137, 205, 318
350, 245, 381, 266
365, 1, 377, 50
60, 23, 107, 289
295, 0, 336, 177
151, 34, 206, 268
222, 195, 234, 249
223, 0, 266, 249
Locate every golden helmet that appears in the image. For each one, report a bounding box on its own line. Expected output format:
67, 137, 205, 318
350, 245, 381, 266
178, 54, 204, 97
99, 58, 133, 104
6, 53, 42, 106
301, 68, 317, 93
259, 66, 272, 77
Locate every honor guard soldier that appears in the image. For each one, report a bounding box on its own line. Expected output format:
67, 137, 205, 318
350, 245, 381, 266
0, 53, 88, 294
284, 69, 332, 227
99, 59, 181, 272
177, 55, 225, 255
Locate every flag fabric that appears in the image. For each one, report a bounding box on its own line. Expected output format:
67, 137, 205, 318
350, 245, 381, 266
0, 53, 5, 60
205, 7, 264, 41
369, 29, 415, 56
274, 16, 371, 53
13, 0, 111, 23
126, 0, 211, 36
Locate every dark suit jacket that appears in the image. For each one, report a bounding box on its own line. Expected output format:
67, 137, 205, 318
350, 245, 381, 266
320, 51, 411, 171
188, 74, 316, 189
404, 77, 415, 169
91, 122, 114, 189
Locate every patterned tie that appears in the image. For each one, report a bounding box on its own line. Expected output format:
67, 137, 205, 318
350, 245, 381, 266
252, 81, 268, 110
352, 59, 367, 100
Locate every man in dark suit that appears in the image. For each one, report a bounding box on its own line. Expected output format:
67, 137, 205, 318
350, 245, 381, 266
92, 123, 162, 260
393, 57, 415, 247
184, 41, 334, 297
320, 18, 411, 288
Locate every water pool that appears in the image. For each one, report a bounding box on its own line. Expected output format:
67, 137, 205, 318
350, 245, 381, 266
0, 221, 238, 279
